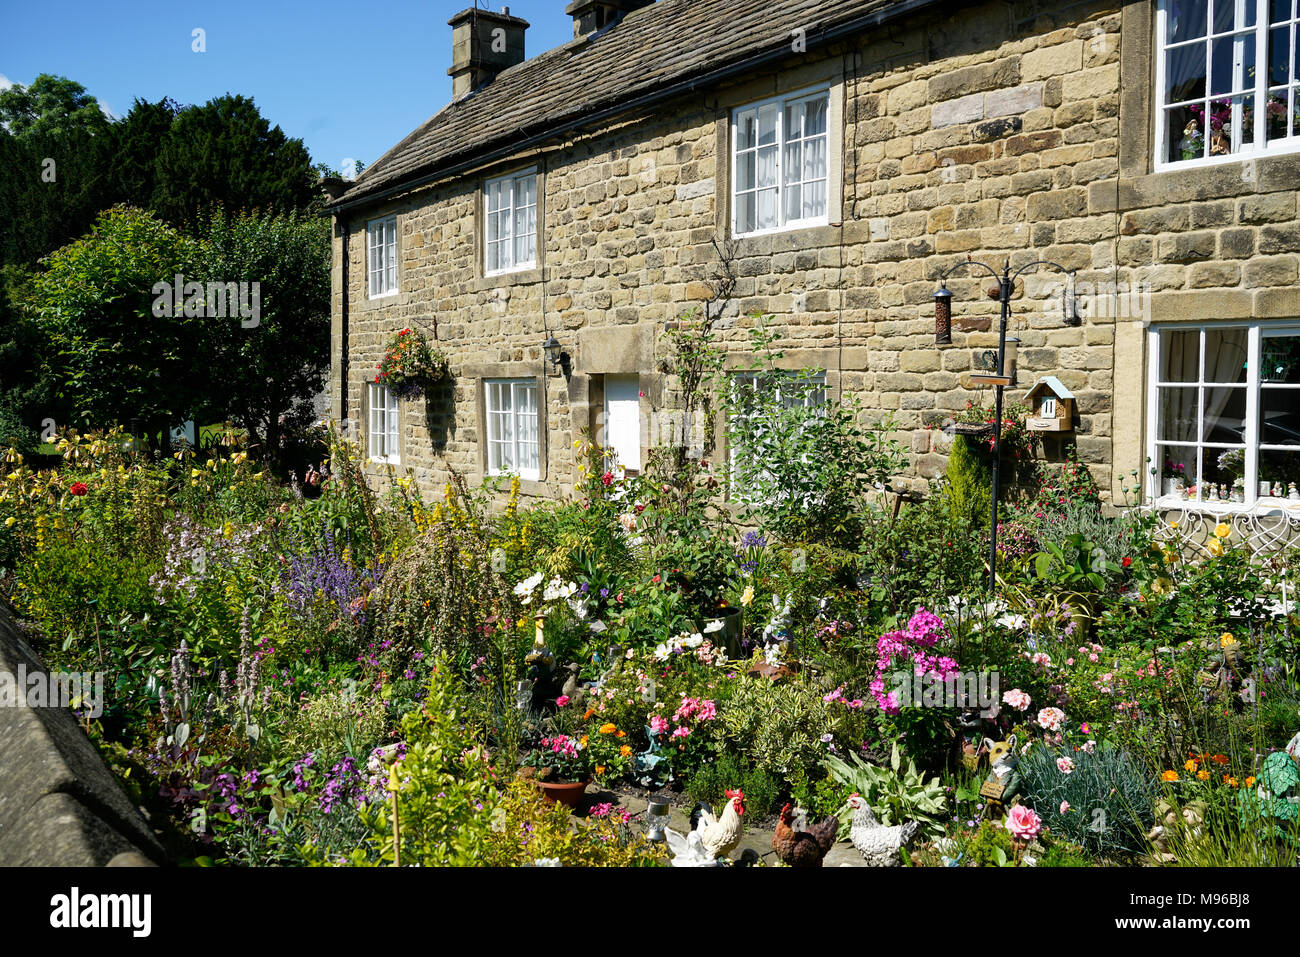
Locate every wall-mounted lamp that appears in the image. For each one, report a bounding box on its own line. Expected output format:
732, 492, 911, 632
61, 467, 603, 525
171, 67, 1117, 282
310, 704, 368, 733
542, 332, 569, 375
933, 284, 953, 345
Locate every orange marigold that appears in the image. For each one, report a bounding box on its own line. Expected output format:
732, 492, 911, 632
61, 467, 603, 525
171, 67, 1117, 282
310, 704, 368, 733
1161, 770, 1179, 782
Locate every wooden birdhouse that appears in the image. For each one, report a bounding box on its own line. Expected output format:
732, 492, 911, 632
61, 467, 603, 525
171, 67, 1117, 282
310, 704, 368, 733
1024, 376, 1074, 432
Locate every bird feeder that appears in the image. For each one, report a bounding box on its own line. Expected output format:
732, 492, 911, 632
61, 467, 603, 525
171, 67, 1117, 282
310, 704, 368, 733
1024, 376, 1075, 432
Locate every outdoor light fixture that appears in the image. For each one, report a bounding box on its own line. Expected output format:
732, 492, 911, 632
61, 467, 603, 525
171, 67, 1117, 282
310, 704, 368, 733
645, 798, 670, 844
542, 332, 567, 374
931, 257, 1078, 592
933, 284, 953, 345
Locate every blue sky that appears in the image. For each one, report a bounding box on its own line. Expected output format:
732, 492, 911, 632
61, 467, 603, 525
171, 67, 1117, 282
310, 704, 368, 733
0, 0, 574, 176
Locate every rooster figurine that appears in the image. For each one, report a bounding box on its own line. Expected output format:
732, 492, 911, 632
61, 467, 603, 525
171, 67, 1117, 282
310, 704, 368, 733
772, 803, 839, 867
697, 789, 746, 861
847, 794, 920, 866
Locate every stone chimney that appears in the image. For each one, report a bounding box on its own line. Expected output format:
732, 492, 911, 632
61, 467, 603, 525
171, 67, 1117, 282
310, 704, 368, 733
564, 0, 655, 39
448, 7, 529, 98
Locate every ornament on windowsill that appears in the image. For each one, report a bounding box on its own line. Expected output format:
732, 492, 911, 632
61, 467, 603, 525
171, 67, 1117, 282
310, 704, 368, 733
1289, 482, 1300, 502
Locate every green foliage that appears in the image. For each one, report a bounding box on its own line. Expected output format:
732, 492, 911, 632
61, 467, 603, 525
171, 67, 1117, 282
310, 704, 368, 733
686, 753, 782, 816
0, 74, 111, 141
961, 818, 1017, 866
282, 686, 388, 769
726, 321, 905, 547
151, 94, 318, 233
824, 743, 949, 838
944, 434, 992, 529
340, 661, 500, 866
193, 211, 330, 470
720, 677, 843, 779
1018, 744, 1156, 855
23, 206, 201, 428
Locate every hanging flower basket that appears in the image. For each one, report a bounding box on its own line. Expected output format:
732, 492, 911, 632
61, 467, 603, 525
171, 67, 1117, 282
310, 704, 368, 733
375, 327, 449, 399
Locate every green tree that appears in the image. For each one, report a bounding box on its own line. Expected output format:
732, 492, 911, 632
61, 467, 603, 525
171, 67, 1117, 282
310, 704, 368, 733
0, 74, 110, 140
22, 206, 201, 433
192, 211, 331, 468
151, 95, 317, 232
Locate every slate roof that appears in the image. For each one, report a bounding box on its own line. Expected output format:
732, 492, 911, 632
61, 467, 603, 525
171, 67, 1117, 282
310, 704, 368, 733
329, 0, 929, 211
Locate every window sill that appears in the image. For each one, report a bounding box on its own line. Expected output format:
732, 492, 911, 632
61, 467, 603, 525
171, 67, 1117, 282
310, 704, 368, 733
470, 267, 542, 291
368, 457, 401, 467
1151, 494, 1300, 515
729, 222, 841, 256
1153, 140, 1300, 174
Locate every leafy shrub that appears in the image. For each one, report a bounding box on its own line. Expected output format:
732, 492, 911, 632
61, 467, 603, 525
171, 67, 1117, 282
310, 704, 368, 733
944, 434, 992, 529
686, 753, 781, 816
824, 744, 948, 838
282, 686, 388, 767
720, 677, 842, 779
1018, 744, 1156, 855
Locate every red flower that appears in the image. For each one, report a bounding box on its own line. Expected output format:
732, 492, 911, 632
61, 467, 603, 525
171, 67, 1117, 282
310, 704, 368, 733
69, 482, 88, 496
652, 575, 661, 584
601, 471, 613, 486
1122, 556, 1132, 568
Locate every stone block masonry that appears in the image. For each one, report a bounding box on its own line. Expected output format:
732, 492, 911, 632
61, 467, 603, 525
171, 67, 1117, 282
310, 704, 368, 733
332, 0, 1300, 508
0, 602, 165, 866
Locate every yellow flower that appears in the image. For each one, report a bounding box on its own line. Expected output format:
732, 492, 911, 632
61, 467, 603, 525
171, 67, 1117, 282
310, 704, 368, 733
1213, 522, 1230, 539
1184, 759, 1198, 772
1206, 538, 1224, 557
1219, 633, 1237, 649
190, 468, 203, 478
599, 723, 616, 735
1196, 769, 1210, 781
619, 745, 632, 757
3, 516, 14, 528
595, 765, 606, 775
222, 522, 235, 540
1245, 776, 1256, 787
580, 734, 589, 746
741, 585, 755, 606
1169, 520, 1179, 529
1224, 775, 1237, 787
1161, 770, 1179, 782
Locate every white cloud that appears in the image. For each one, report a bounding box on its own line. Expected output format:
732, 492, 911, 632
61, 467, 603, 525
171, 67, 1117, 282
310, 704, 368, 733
0, 74, 12, 91
99, 99, 118, 121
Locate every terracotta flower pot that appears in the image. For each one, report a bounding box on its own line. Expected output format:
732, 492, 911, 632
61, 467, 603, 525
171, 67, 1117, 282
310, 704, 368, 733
537, 778, 591, 808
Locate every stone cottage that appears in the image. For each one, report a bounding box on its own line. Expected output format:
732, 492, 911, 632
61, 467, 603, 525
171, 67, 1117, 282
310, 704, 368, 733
325, 0, 1299, 532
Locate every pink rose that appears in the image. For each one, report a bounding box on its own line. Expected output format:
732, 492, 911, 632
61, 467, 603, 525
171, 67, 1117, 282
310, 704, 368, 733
649, 715, 669, 734
1005, 804, 1042, 842
1059, 801, 1070, 815
1056, 756, 1075, 774
556, 695, 570, 708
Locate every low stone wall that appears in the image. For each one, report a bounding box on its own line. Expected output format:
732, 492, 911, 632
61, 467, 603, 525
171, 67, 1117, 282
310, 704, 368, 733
0, 602, 165, 866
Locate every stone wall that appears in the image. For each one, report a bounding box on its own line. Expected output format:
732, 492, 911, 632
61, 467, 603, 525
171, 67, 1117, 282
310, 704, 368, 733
0, 603, 164, 866
331, 0, 1299, 507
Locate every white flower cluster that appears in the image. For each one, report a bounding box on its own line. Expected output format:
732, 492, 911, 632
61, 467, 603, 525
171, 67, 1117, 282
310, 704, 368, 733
653, 631, 704, 661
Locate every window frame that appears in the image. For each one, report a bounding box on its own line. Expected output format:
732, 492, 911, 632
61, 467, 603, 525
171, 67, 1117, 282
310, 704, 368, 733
1145, 320, 1300, 511
730, 86, 832, 238
483, 168, 539, 276
484, 377, 541, 481
366, 215, 398, 299
1153, 0, 1300, 170
367, 381, 401, 465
